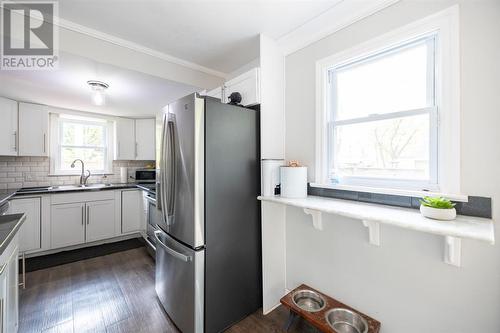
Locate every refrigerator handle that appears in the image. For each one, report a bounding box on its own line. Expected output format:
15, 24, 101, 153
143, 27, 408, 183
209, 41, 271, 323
166, 117, 176, 218
154, 230, 191, 262
156, 114, 168, 220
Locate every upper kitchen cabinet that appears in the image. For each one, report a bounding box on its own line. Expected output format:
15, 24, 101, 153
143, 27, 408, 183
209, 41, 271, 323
115, 117, 136, 160
0, 97, 18, 156
115, 117, 155, 160
224, 68, 260, 106
206, 86, 223, 102
18, 102, 49, 157
135, 119, 156, 160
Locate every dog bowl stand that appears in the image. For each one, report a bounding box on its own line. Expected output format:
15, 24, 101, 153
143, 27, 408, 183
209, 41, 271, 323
280, 284, 381, 333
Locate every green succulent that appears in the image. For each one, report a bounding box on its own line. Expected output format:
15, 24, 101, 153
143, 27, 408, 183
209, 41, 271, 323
419, 196, 456, 209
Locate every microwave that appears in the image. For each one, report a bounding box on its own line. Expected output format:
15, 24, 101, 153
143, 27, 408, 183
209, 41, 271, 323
134, 169, 156, 183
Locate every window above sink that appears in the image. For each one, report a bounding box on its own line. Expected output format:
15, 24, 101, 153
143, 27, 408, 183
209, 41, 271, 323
49, 113, 114, 175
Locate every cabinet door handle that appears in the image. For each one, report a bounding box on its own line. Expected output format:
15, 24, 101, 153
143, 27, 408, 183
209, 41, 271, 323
135, 142, 138, 158
12, 131, 17, 151
87, 206, 90, 225
82, 206, 84, 225
43, 133, 46, 153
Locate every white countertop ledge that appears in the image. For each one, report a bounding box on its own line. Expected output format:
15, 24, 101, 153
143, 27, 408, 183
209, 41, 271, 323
258, 195, 495, 244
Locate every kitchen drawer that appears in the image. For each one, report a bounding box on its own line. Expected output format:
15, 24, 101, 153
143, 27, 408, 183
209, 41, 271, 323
51, 190, 115, 205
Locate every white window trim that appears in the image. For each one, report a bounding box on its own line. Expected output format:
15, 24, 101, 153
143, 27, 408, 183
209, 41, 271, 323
49, 112, 115, 176
315, 5, 460, 196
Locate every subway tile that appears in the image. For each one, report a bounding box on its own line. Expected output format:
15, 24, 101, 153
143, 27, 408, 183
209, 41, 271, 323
7, 183, 22, 189
7, 161, 22, 166
16, 166, 30, 172
7, 172, 22, 178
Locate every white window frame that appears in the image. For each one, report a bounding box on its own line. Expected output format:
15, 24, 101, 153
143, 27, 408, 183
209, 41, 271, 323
314, 5, 460, 196
50, 112, 114, 175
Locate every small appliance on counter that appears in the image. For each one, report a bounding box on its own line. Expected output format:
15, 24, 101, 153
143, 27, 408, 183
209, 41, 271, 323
128, 168, 156, 183
280, 160, 308, 198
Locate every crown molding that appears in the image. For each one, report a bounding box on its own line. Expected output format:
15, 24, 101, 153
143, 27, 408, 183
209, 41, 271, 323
56, 17, 228, 79
277, 0, 401, 55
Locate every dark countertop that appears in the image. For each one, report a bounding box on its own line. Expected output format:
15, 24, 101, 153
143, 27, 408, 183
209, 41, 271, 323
0, 190, 17, 206
0, 213, 25, 256
14, 183, 144, 196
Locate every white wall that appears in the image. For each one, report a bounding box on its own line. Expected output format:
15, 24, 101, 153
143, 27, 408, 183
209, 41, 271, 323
284, 1, 500, 332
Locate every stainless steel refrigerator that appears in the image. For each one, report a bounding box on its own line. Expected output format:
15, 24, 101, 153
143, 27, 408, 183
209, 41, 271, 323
154, 93, 261, 333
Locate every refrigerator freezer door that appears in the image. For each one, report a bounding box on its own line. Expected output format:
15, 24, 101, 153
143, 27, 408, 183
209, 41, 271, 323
159, 94, 205, 248
155, 229, 204, 333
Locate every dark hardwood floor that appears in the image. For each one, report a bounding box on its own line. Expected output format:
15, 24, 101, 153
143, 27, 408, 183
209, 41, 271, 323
20, 247, 317, 333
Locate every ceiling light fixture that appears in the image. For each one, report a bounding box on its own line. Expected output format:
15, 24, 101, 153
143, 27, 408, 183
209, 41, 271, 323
87, 80, 109, 106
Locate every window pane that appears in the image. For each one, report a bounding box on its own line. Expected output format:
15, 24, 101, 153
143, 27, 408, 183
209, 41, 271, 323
61, 122, 105, 147
61, 147, 105, 171
331, 114, 430, 180
334, 39, 432, 121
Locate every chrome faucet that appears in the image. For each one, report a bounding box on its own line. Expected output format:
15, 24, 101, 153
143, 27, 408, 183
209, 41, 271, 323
71, 159, 91, 186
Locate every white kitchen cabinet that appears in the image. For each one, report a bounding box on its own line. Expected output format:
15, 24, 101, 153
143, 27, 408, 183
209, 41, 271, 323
135, 119, 155, 160
5, 249, 18, 333
51, 203, 86, 249
0, 236, 19, 333
224, 68, 260, 106
85, 200, 115, 242
115, 117, 136, 160
51, 197, 117, 249
8, 198, 41, 253
0, 97, 18, 156
121, 190, 144, 233
206, 87, 223, 102
0, 263, 5, 333
18, 102, 49, 157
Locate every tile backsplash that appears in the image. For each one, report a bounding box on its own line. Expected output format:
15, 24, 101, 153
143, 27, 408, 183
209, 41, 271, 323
0, 156, 155, 190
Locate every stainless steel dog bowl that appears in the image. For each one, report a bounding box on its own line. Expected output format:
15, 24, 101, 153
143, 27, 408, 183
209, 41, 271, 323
292, 289, 326, 312
325, 308, 368, 333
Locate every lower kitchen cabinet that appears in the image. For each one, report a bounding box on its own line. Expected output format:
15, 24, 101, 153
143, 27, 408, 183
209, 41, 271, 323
8, 197, 41, 253
86, 200, 115, 242
51, 200, 116, 249
5, 248, 18, 333
121, 190, 144, 233
0, 237, 19, 333
51, 203, 86, 249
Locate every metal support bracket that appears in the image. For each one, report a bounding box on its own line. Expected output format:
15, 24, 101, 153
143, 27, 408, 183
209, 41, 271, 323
444, 236, 461, 267
362, 220, 380, 246
303, 208, 323, 230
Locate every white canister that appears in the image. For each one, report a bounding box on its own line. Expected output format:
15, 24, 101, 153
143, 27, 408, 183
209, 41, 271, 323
280, 166, 307, 198
120, 167, 128, 183
261, 159, 285, 196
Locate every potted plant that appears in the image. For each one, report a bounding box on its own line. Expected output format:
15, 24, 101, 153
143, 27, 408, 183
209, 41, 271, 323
419, 196, 457, 221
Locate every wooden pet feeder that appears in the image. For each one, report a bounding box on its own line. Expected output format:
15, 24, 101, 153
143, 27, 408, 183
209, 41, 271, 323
280, 284, 381, 333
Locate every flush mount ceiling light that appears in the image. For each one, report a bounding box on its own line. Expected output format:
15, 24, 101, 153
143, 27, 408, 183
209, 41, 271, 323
87, 80, 109, 106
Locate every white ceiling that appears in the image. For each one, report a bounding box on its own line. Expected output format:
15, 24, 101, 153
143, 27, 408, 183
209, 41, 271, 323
56, 0, 341, 74
0, 52, 198, 117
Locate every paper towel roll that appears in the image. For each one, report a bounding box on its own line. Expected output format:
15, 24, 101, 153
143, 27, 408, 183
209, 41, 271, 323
120, 167, 128, 183
261, 159, 284, 196
280, 166, 307, 198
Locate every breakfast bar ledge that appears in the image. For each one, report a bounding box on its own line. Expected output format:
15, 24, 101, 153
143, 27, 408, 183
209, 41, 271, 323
258, 195, 494, 267
258, 195, 495, 313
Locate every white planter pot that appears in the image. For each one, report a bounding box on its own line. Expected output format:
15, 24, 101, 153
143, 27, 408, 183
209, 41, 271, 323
420, 205, 456, 221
